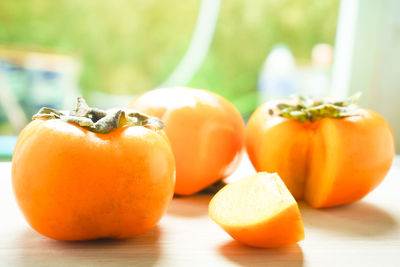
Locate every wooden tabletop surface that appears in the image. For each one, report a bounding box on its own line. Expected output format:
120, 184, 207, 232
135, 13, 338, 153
1, 155, 399, 267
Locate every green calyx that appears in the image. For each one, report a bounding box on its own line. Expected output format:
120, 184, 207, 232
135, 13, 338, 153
32, 97, 164, 134
271, 92, 361, 123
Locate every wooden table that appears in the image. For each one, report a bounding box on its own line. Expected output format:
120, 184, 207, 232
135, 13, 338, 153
1, 156, 400, 267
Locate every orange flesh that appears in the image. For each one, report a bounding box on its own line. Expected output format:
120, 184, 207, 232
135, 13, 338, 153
246, 105, 395, 208
209, 173, 304, 248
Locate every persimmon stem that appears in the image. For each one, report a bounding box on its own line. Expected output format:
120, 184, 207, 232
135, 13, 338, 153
271, 93, 361, 123
33, 97, 164, 134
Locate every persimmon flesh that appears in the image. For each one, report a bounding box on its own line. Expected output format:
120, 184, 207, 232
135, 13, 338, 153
12, 98, 175, 241
245, 97, 395, 208
209, 172, 304, 248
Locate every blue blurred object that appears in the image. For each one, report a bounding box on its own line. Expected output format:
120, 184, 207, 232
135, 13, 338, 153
0, 135, 17, 160
0, 58, 63, 119
257, 44, 297, 105
0, 49, 80, 135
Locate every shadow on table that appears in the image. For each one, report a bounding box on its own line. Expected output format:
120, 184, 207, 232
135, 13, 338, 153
11, 225, 162, 266
167, 194, 212, 217
219, 241, 303, 267
299, 201, 398, 237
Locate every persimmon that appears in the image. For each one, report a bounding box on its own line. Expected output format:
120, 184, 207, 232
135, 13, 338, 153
245, 95, 395, 208
209, 172, 304, 248
127, 87, 245, 195
12, 97, 175, 241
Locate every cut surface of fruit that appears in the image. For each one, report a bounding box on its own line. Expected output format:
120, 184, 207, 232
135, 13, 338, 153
209, 172, 304, 248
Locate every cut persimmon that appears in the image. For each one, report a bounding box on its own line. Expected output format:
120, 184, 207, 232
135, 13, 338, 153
209, 172, 304, 248
245, 96, 395, 208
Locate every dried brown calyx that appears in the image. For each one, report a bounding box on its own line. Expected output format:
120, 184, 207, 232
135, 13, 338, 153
33, 97, 164, 134
269, 93, 362, 123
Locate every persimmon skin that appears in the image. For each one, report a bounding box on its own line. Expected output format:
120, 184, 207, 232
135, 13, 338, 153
127, 87, 245, 195
246, 102, 395, 208
12, 119, 175, 241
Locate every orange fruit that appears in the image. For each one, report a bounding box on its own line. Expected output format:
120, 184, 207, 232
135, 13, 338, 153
245, 97, 395, 208
12, 98, 175, 240
209, 172, 304, 248
127, 87, 245, 195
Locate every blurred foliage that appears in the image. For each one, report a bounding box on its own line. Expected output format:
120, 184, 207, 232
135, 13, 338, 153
0, 0, 339, 114
191, 0, 339, 112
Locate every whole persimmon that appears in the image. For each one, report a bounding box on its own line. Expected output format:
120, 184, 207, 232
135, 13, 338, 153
245, 95, 395, 208
127, 87, 245, 195
12, 98, 175, 241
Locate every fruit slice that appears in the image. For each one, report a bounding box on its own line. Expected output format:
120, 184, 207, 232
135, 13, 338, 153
209, 172, 304, 248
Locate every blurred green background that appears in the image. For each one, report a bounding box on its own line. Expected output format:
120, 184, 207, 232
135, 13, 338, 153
0, 0, 339, 112
2, 0, 400, 158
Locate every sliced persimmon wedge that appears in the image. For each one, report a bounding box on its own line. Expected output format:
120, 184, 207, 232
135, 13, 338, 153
209, 172, 304, 248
